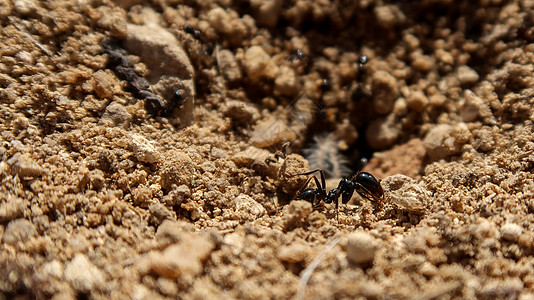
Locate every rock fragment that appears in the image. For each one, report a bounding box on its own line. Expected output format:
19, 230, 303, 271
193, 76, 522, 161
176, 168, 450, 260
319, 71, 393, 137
423, 123, 471, 161
159, 150, 196, 190
380, 174, 430, 213
149, 234, 215, 278
123, 7, 195, 125
276, 154, 310, 195
162, 185, 191, 206
93, 6, 127, 38
281, 200, 312, 230
216, 49, 242, 82
149, 203, 173, 226
221, 100, 260, 123
250, 118, 296, 148
501, 223, 522, 242
244, 46, 272, 82
232, 146, 271, 167
40, 260, 64, 279
278, 242, 310, 263
250, 0, 283, 27
274, 65, 298, 96
346, 231, 379, 264
460, 90, 493, 122
456, 65, 479, 85
100, 102, 131, 128
92, 69, 120, 99
206, 7, 234, 35
65, 254, 105, 293
370, 70, 398, 115
129, 133, 159, 164
405, 90, 428, 112
13, 0, 39, 14
7, 153, 46, 178
233, 195, 266, 221
366, 115, 401, 150
374, 4, 406, 29
0, 195, 25, 223
3, 218, 37, 244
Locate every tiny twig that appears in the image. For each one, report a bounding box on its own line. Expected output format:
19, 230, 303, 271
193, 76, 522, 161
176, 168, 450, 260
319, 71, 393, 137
9, 16, 55, 57
297, 236, 341, 300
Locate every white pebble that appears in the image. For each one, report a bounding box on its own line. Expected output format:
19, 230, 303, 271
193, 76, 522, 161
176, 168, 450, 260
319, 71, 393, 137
346, 231, 378, 264
65, 254, 105, 292
501, 223, 522, 242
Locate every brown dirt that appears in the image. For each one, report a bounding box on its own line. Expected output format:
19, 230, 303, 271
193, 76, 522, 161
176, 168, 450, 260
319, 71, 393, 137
1, 0, 534, 299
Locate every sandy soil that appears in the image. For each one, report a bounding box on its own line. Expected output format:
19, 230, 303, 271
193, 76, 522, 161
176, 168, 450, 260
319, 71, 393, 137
1, 0, 534, 299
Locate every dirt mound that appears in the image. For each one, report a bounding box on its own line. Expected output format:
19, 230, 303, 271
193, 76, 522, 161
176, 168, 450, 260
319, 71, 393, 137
1, 0, 534, 298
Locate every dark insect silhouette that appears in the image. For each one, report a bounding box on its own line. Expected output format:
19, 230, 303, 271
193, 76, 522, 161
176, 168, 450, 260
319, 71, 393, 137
294, 169, 384, 220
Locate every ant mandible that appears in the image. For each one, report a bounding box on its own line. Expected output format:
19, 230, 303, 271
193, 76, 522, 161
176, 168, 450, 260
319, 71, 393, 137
294, 169, 384, 220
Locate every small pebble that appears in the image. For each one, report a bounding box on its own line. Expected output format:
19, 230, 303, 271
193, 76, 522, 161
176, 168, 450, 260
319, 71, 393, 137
217, 49, 242, 82
149, 203, 173, 225
251, 0, 282, 27
274, 65, 298, 96
221, 100, 260, 123
3, 218, 37, 244
65, 254, 106, 293
92, 70, 119, 99
370, 71, 398, 115
423, 123, 471, 161
278, 242, 310, 263
501, 223, 522, 242
41, 260, 64, 279
0, 195, 25, 223
250, 118, 296, 148
406, 90, 428, 112
129, 133, 159, 164
346, 231, 378, 264
366, 116, 401, 150
7, 153, 46, 178
14, 0, 39, 14
159, 150, 196, 190
149, 234, 215, 278
231, 146, 271, 167
456, 65, 480, 85
281, 200, 313, 231
380, 174, 430, 213
100, 102, 132, 128
244, 46, 271, 82
233, 195, 267, 221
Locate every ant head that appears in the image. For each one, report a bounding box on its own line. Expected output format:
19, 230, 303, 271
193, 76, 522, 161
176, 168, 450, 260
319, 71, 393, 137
293, 49, 305, 61
319, 78, 330, 92
183, 24, 195, 34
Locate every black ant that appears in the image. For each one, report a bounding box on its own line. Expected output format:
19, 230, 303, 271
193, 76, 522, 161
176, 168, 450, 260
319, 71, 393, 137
183, 24, 213, 55
292, 49, 306, 61
316, 78, 330, 120
183, 24, 204, 43
356, 55, 368, 82
358, 55, 368, 70
294, 169, 384, 220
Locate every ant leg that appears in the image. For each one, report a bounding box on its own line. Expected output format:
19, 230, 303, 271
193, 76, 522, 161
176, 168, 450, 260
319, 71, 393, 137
265, 157, 277, 165
291, 169, 323, 177
335, 196, 339, 223
292, 169, 327, 197
310, 171, 327, 199
317, 170, 326, 198
296, 176, 315, 195
274, 142, 290, 160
